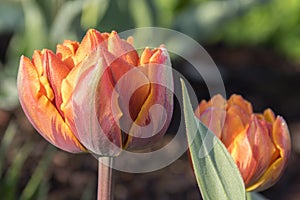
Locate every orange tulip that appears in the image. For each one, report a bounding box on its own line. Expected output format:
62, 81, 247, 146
17, 29, 173, 156
195, 94, 291, 191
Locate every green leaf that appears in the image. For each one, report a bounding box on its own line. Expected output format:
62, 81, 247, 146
181, 79, 246, 200
246, 192, 269, 200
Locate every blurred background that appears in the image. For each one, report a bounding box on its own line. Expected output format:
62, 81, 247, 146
1, 0, 300, 199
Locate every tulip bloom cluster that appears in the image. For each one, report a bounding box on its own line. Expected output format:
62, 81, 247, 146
17, 29, 173, 156
195, 94, 291, 191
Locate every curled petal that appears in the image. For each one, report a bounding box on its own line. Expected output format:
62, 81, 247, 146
246, 116, 291, 191
56, 40, 79, 70
31, 50, 54, 101
228, 116, 276, 187
43, 50, 71, 116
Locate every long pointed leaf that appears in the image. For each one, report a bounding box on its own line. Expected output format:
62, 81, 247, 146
181, 79, 245, 200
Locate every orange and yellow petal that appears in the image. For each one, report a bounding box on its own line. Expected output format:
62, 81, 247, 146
18, 56, 85, 153
221, 106, 248, 147
56, 40, 79, 70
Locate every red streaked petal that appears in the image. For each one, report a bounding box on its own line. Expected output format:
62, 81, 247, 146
44, 50, 71, 117
17, 56, 85, 153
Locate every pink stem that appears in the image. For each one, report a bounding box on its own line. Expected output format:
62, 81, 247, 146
97, 157, 113, 200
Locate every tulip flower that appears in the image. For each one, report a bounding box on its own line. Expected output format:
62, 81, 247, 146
195, 94, 291, 191
17, 29, 173, 156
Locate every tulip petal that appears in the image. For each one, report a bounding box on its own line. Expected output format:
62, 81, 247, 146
112, 67, 151, 145
72, 48, 123, 156
195, 94, 226, 116
75, 29, 107, 64
107, 31, 139, 66
246, 116, 291, 191
227, 95, 252, 125
263, 108, 276, 123
198, 107, 226, 138
221, 106, 248, 147
139, 47, 154, 65
18, 56, 85, 153
56, 40, 79, 70
228, 95, 252, 113
44, 50, 71, 117
60, 63, 83, 133
228, 116, 276, 187
31, 50, 54, 100
126, 47, 173, 149
195, 95, 226, 138
110, 59, 151, 136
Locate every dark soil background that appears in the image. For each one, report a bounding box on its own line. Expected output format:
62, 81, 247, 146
1, 39, 300, 199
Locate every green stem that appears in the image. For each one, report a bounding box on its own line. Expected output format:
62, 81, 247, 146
97, 157, 113, 200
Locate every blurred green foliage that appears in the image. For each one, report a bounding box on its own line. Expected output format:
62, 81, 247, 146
215, 0, 300, 63
2, 0, 294, 111
0, 120, 54, 200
